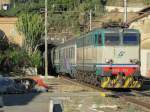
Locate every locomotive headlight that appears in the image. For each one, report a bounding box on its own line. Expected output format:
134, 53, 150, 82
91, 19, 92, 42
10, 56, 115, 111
130, 59, 140, 64
105, 59, 113, 64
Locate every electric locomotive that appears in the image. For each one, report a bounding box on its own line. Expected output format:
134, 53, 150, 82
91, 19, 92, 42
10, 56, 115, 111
51, 27, 142, 88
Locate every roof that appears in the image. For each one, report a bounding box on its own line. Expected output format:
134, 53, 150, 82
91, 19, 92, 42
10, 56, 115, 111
138, 6, 150, 15
128, 6, 150, 25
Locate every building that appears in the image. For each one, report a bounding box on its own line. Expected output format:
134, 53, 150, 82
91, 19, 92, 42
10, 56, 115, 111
0, 17, 24, 46
129, 6, 150, 78
0, 0, 10, 10
129, 6, 150, 49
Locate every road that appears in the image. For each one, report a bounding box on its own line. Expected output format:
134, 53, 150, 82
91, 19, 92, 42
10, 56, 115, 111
1, 93, 50, 112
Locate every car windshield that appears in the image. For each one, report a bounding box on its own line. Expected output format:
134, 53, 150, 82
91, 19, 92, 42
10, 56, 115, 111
105, 33, 120, 45
123, 33, 139, 45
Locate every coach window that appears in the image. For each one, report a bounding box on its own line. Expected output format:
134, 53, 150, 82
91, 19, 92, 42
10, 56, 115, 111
72, 47, 74, 59
67, 48, 69, 58
56, 52, 57, 59
68, 48, 70, 58
72, 47, 75, 59
68, 48, 70, 59
98, 33, 102, 45
105, 32, 120, 45
58, 50, 62, 59
55, 51, 57, 59
69, 48, 71, 59
71, 47, 73, 59
95, 33, 98, 45
63, 49, 65, 58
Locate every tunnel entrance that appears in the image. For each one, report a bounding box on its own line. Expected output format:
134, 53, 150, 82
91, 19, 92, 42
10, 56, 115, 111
38, 43, 57, 76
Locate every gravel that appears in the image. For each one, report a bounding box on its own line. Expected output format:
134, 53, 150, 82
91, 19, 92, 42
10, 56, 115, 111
46, 77, 149, 112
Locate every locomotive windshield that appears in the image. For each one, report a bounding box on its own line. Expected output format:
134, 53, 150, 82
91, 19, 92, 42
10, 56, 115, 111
105, 33, 120, 45
123, 33, 139, 45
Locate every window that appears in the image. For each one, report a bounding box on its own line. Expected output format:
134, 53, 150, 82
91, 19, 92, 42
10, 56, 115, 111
98, 33, 102, 45
90, 35, 93, 45
55, 51, 57, 59
72, 47, 75, 58
67, 48, 69, 58
56, 51, 58, 59
69, 48, 71, 59
105, 33, 120, 45
123, 33, 139, 45
95, 34, 98, 44
95, 33, 102, 46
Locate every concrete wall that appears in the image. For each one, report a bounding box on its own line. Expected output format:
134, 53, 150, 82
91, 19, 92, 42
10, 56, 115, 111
141, 50, 150, 78
0, 17, 24, 46
105, 6, 145, 12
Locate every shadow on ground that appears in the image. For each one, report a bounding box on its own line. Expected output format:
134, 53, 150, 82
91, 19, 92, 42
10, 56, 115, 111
1, 93, 40, 106
53, 104, 63, 112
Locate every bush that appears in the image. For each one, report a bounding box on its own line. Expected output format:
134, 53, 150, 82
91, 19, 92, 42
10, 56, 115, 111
29, 50, 42, 68
144, 0, 150, 5
8, 49, 31, 67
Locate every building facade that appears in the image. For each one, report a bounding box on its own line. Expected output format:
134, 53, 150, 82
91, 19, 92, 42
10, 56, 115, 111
0, 0, 10, 10
129, 7, 150, 78
0, 17, 24, 46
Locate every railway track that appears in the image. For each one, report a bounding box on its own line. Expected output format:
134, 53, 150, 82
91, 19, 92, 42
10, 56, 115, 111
121, 96, 150, 110
61, 75, 150, 111
60, 76, 109, 95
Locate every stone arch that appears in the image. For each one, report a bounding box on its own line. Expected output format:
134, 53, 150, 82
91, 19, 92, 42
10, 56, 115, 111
0, 29, 9, 51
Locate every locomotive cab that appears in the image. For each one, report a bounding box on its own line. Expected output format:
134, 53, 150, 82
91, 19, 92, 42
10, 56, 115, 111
95, 29, 142, 88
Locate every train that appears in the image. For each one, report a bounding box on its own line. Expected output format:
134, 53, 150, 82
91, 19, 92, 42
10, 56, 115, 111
51, 27, 143, 88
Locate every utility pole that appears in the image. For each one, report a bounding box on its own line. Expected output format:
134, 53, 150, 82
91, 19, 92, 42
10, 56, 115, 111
45, 0, 48, 77
89, 10, 92, 31
14, 0, 15, 8
124, 0, 127, 24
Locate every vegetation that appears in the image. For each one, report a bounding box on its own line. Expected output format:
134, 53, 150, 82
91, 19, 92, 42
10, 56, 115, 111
17, 13, 44, 55
0, 35, 26, 75
16, 13, 43, 72
0, 39, 42, 76
0, 0, 44, 17
144, 0, 150, 5
0, 0, 148, 76
0, 0, 148, 34
0, 15, 43, 76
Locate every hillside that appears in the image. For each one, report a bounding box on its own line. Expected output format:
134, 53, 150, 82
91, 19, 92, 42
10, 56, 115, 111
0, 0, 149, 40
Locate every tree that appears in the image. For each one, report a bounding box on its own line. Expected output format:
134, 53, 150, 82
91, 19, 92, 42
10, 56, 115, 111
17, 13, 44, 55
0, 29, 9, 51
16, 13, 43, 75
144, 0, 150, 5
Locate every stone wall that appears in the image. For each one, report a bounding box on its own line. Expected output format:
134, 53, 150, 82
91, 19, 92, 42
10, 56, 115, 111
0, 17, 24, 46
105, 6, 145, 12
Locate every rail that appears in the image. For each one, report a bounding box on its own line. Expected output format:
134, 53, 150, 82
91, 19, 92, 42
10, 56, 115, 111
61, 75, 150, 111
